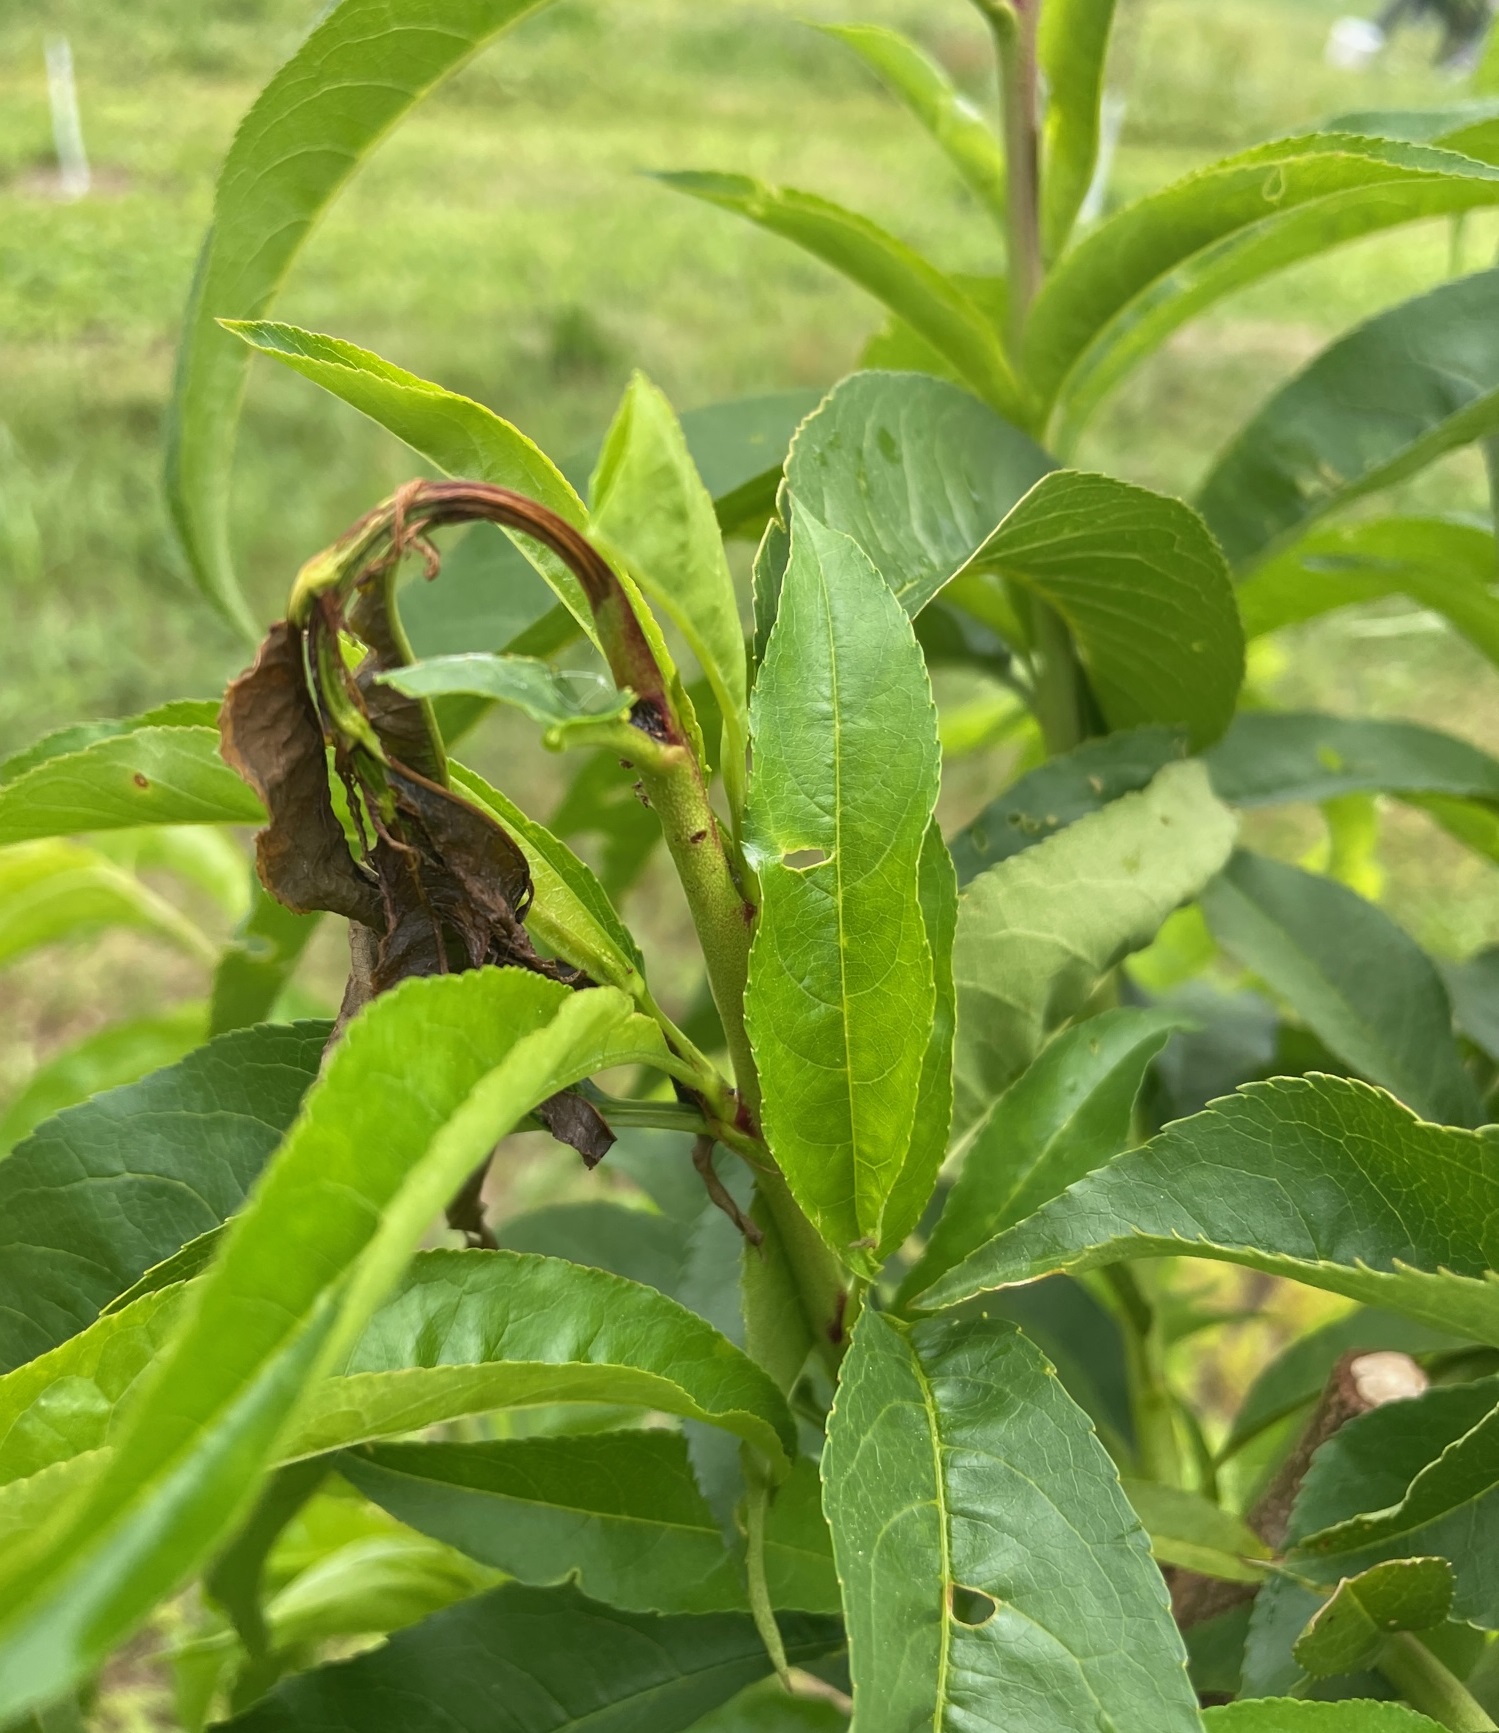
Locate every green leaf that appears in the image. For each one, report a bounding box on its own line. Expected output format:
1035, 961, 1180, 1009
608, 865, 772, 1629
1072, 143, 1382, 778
0, 841, 214, 969
901, 1007, 1179, 1305
166, 0, 561, 632
226, 321, 595, 639
589, 373, 750, 814
1247, 1380, 1499, 1653
496, 1201, 692, 1297
0, 1006, 206, 1154
658, 174, 1025, 421
820, 25, 1007, 227
1235, 519, 1499, 665
1037, 0, 1118, 260
382, 655, 632, 748
252, 1529, 497, 1655
1198, 270, 1499, 571
978, 1275, 1135, 1456
1297, 1387, 1499, 1570
1201, 851, 1481, 1126
915, 1074, 1499, 1342
969, 471, 1244, 747
1207, 712, 1499, 809
782, 372, 1054, 618
209, 890, 322, 1036
1029, 132, 1499, 447
339, 1433, 839, 1614
1119, 1477, 1271, 1583
744, 511, 940, 1272
677, 391, 825, 539
1223, 1309, 1474, 1461
950, 760, 1237, 1153
0, 1242, 799, 1493
221, 1582, 842, 1733
1293, 1559, 1454, 1680
0, 1020, 325, 1369
280, 1249, 797, 1466
0, 1285, 185, 1485
0, 727, 263, 845
821, 1308, 1198, 1732
0, 969, 672, 1721
688, 1679, 848, 1731
1202, 1701, 1445, 1730
948, 727, 1188, 883
0, 701, 221, 787
877, 822, 959, 1260
451, 762, 645, 992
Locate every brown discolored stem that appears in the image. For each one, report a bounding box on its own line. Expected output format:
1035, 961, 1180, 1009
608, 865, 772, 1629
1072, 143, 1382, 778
1168, 1350, 1428, 1634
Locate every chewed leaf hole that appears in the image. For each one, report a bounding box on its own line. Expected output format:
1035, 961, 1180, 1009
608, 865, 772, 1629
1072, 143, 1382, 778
783, 848, 830, 871
949, 1584, 998, 1627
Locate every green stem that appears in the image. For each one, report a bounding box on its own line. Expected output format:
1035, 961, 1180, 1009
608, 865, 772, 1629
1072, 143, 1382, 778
751, 1166, 851, 1375
1102, 1265, 1182, 1485
743, 1451, 792, 1685
975, 0, 1043, 345
1380, 1633, 1497, 1732
1029, 598, 1094, 756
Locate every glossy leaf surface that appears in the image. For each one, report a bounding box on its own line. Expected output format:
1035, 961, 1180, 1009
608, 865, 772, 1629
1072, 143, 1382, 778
970, 472, 1244, 747
950, 761, 1236, 1152
383, 655, 631, 745
1199, 270, 1499, 571
744, 511, 939, 1271
822, 1308, 1197, 1732
283, 1250, 797, 1467
659, 174, 1024, 419
1030, 132, 1499, 446
0, 728, 262, 844
0, 970, 670, 1720
903, 1007, 1178, 1304
783, 371, 1053, 617
0, 1022, 326, 1371
167, 0, 558, 630
918, 1075, 1499, 1344
1201, 851, 1481, 1126
224, 1582, 841, 1733
340, 1433, 838, 1613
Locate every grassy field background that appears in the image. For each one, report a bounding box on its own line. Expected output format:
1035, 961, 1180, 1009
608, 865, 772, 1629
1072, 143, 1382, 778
6, 0, 1499, 1095
4, 3, 1499, 1722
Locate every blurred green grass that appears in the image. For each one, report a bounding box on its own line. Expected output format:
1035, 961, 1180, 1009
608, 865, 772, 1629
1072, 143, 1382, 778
4, 0, 1499, 968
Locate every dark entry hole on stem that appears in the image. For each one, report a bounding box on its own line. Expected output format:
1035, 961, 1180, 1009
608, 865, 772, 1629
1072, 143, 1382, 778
783, 848, 830, 871
949, 1584, 999, 1627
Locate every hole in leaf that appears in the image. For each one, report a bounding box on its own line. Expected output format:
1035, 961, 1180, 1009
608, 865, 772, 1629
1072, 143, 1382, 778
949, 1584, 999, 1627
783, 848, 830, 871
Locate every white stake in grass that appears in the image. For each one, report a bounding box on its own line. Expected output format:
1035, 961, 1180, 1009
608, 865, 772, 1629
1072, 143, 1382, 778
44, 34, 90, 201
